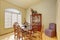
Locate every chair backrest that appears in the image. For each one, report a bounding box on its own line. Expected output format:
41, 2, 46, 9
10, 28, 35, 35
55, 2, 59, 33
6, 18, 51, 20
49, 23, 56, 31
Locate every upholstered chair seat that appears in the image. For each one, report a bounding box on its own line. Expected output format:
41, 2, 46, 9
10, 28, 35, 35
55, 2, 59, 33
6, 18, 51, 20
45, 23, 56, 37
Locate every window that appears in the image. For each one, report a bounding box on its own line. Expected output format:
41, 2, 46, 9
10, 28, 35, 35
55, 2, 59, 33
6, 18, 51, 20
5, 8, 21, 28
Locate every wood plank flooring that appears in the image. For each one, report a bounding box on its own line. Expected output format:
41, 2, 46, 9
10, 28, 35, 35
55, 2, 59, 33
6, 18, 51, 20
0, 32, 57, 40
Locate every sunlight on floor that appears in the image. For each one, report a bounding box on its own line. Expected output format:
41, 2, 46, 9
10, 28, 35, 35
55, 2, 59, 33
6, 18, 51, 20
0, 32, 57, 40
0, 34, 23, 40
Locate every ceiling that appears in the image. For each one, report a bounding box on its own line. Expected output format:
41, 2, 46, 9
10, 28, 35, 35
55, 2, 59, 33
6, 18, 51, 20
4, 0, 40, 9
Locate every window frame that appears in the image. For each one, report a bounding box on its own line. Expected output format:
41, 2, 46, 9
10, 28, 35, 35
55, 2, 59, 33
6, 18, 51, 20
5, 8, 22, 28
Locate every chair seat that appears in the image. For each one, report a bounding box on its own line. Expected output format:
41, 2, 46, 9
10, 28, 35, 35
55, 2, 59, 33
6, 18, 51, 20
45, 23, 56, 37
45, 29, 56, 37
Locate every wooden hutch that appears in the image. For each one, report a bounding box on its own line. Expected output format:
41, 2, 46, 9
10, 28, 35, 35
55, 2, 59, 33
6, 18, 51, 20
31, 9, 42, 32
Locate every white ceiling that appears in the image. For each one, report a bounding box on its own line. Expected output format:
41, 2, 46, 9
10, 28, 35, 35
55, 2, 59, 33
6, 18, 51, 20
4, 0, 40, 9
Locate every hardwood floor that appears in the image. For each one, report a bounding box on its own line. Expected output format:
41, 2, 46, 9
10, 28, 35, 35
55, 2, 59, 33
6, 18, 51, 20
42, 33, 57, 40
0, 32, 57, 40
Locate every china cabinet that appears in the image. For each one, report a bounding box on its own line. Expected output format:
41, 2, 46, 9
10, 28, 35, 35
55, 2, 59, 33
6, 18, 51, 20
31, 13, 42, 32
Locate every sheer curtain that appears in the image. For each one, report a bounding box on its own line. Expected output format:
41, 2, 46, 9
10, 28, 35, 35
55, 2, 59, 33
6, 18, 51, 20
5, 12, 12, 28
5, 12, 21, 28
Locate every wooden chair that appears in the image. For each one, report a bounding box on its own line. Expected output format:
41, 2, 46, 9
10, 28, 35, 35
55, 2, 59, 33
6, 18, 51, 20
13, 22, 18, 37
13, 22, 23, 40
17, 25, 23, 40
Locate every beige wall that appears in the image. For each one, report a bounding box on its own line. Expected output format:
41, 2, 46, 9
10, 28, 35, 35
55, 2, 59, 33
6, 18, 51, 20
0, 0, 26, 35
56, 0, 60, 40
26, 0, 56, 29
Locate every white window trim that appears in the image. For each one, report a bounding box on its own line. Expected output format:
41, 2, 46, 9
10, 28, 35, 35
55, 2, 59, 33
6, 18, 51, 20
5, 8, 22, 28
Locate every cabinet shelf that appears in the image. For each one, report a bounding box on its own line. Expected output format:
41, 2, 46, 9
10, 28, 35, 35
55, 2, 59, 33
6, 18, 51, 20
31, 13, 42, 31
